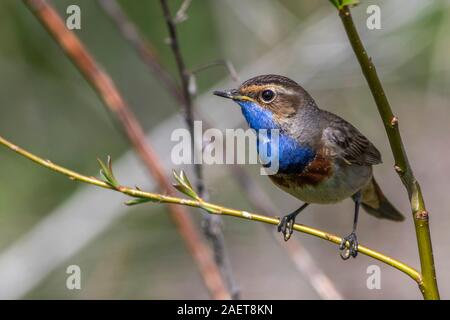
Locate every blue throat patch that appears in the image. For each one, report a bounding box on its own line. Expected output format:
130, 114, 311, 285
237, 100, 315, 173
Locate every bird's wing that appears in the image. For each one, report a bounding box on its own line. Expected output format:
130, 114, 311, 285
322, 120, 382, 166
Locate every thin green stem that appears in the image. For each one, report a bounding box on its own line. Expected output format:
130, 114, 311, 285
0, 133, 422, 287
337, 5, 439, 299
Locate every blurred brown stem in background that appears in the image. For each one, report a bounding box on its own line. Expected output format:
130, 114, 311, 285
335, 3, 440, 299
99, 0, 342, 299
24, 0, 230, 300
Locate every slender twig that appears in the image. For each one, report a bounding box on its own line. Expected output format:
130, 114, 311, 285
159, 0, 202, 195
97, 0, 185, 105
99, 0, 342, 299
158, 0, 239, 298
335, 4, 439, 299
0, 133, 423, 288
190, 60, 240, 83
24, 0, 230, 300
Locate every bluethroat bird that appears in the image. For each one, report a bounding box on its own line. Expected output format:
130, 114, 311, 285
214, 74, 404, 259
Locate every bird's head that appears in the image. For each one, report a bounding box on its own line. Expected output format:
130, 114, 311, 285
214, 74, 314, 129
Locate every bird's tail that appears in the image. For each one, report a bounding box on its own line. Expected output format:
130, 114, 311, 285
359, 177, 405, 221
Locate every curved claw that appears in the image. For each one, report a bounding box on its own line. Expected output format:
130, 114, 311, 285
339, 232, 358, 260
277, 215, 295, 241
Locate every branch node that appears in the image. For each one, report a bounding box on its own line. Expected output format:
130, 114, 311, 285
188, 74, 198, 96
242, 211, 252, 219
116, 185, 126, 193
394, 165, 404, 174
390, 116, 399, 127
415, 210, 429, 221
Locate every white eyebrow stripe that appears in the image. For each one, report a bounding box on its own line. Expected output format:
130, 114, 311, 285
276, 87, 296, 95
240, 84, 297, 96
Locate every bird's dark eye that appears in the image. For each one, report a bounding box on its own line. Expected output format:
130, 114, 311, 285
261, 89, 275, 102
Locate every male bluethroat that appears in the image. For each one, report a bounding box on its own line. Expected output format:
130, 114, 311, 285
214, 74, 404, 259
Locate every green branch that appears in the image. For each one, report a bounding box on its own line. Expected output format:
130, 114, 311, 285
0, 133, 422, 287
334, 4, 439, 299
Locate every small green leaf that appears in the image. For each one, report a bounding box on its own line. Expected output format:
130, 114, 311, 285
329, 0, 359, 10
98, 158, 108, 176
173, 182, 199, 200
203, 206, 222, 214
125, 197, 158, 206
172, 170, 184, 186
342, 0, 359, 7
97, 156, 118, 187
172, 170, 200, 200
179, 170, 193, 189
107, 156, 115, 177
173, 183, 189, 195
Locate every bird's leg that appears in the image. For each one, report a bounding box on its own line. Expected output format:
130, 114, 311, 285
277, 203, 309, 241
339, 191, 362, 260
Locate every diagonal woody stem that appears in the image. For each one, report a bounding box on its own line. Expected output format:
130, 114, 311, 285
336, 5, 439, 299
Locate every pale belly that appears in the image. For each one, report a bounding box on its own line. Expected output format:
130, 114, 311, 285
271, 164, 373, 204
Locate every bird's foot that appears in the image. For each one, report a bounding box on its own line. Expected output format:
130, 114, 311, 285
277, 212, 297, 241
339, 232, 358, 260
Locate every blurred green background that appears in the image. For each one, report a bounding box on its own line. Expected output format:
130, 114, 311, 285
0, 0, 449, 299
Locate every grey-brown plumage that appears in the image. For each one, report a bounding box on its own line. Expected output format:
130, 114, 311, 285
214, 74, 404, 258
235, 74, 404, 221
321, 110, 382, 166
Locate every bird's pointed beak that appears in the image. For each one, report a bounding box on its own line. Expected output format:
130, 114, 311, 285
213, 89, 254, 102
213, 89, 238, 100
